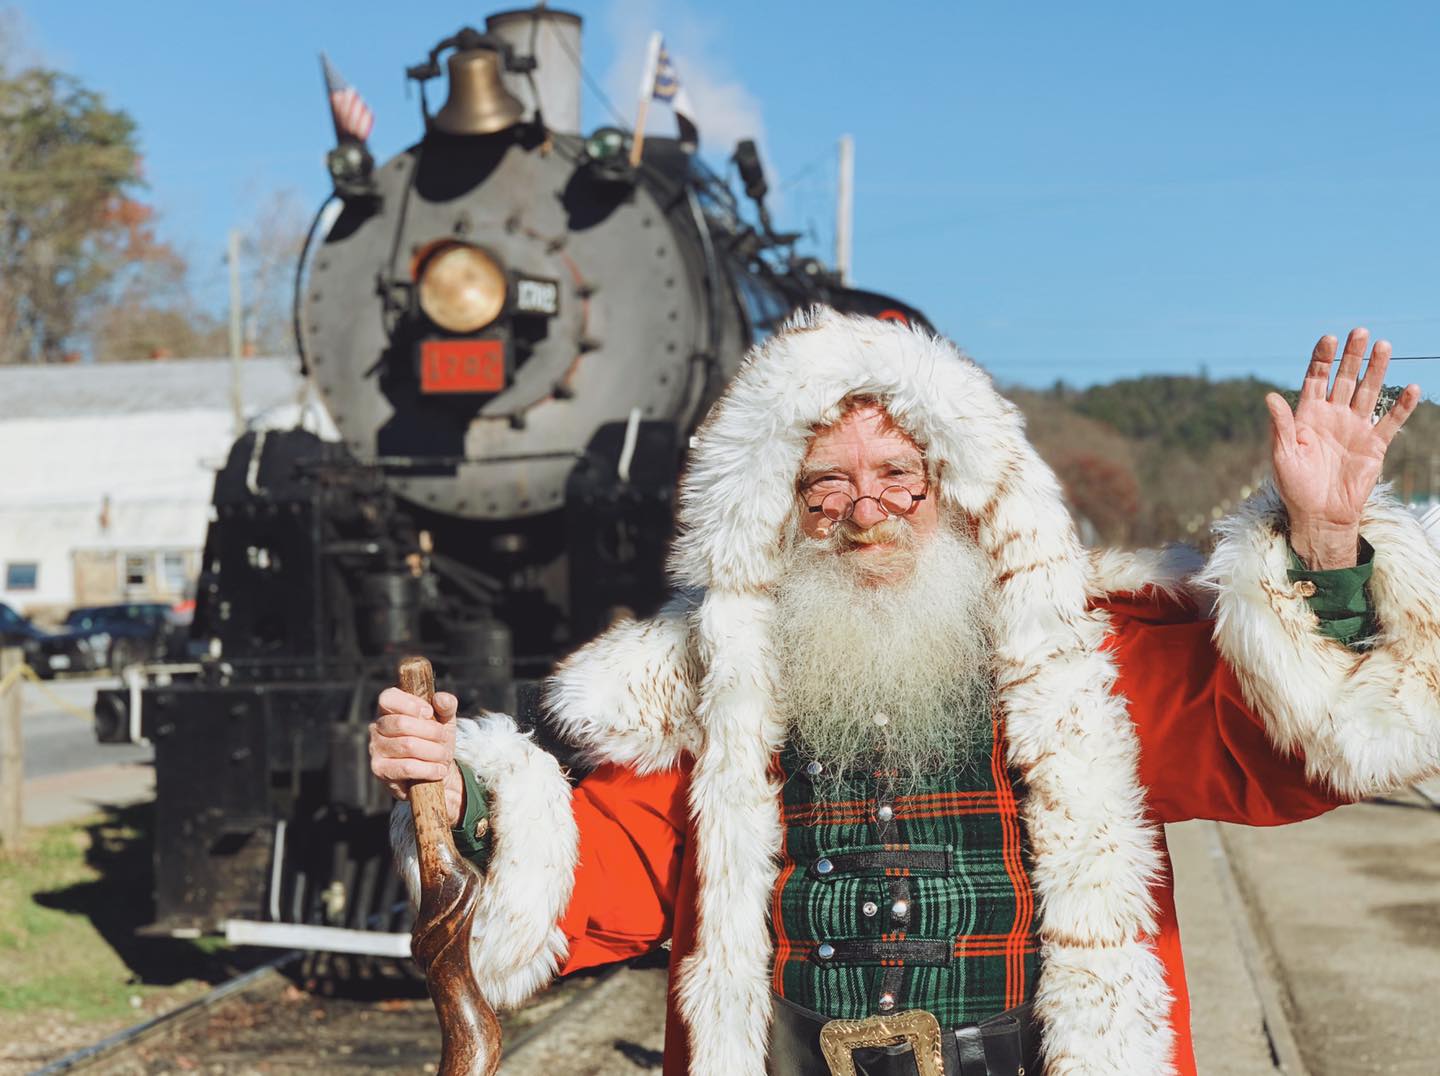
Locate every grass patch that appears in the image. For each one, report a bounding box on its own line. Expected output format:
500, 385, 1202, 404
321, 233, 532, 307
0, 805, 227, 1026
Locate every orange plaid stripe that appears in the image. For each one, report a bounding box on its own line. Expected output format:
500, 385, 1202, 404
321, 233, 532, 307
953, 934, 1039, 958
988, 716, 1035, 1009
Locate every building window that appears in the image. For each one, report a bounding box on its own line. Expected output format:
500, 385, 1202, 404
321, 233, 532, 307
5, 562, 37, 591
124, 554, 149, 590
160, 552, 188, 596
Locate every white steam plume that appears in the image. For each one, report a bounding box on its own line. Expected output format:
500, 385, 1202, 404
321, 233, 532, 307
602, 0, 768, 163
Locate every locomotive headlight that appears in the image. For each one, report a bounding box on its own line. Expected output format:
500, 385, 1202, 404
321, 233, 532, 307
584, 126, 627, 161
583, 126, 636, 184
416, 242, 507, 333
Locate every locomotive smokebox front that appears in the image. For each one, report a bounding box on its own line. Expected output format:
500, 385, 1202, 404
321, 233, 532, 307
302, 11, 708, 526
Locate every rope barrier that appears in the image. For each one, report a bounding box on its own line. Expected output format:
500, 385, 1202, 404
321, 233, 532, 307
0, 663, 97, 722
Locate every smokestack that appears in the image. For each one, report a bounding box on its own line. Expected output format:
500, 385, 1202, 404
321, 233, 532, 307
485, 8, 583, 135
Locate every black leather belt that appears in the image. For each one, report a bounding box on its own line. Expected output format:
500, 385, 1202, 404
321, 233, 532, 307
767, 991, 1040, 1076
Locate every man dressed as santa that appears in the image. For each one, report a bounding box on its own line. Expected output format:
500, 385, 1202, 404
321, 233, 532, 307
371, 308, 1437, 1075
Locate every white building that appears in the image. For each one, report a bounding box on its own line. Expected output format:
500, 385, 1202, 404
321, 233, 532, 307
0, 358, 335, 618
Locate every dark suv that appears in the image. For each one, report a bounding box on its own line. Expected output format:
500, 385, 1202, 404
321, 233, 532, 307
0, 601, 50, 669
0, 602, 111, 677
61, 603, 189, 673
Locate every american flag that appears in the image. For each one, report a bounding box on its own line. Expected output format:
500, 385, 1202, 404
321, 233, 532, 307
321, 53, 374, 144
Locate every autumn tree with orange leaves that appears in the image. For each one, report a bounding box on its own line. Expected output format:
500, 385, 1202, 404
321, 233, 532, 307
0, 66, 166, 362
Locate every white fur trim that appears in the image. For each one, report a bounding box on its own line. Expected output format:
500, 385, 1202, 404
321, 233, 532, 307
1088, 545, 1207, 610
1033, 940, 1176, 1075
543, 593, 700, 773
1205, 484, 1440, 798
390, 714, 577, 1008
983, 448, 1173, 1071
675, 589, 787, 1075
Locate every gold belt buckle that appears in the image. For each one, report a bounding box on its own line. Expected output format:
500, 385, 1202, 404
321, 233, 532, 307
818, 1009, 945, 1076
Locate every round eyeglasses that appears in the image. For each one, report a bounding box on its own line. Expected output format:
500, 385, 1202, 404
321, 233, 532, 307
806, 485, 928, 523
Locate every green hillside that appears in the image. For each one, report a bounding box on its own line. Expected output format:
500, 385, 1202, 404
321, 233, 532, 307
1004, 376, 1439, 548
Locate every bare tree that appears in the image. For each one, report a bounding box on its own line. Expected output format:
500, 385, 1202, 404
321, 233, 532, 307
84, 197, 234, 361
235, 187, 309, 356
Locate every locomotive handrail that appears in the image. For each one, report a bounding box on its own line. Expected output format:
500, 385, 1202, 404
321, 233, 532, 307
405, 27, 520, 84
296, 450, 584, 471
292, 195, 334, 376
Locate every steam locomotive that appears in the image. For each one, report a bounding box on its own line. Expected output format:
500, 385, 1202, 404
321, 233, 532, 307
97, 7, 929, 953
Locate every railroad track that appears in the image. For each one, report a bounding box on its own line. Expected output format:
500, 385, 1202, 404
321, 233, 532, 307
31, 954, 665, 1075
33, 952, 305, 1075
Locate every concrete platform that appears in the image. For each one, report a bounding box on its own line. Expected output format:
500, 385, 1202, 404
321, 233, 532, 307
1168, 819, 1281, 1075
17, 676, 153, 828
21, 759, 154, 827
1219, 793, 1440, 1076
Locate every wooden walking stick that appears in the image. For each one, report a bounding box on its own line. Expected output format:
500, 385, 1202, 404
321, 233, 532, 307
399, 656, 502, 1076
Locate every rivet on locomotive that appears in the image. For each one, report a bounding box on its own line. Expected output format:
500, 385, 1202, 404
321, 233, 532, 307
95, 6, 930, 954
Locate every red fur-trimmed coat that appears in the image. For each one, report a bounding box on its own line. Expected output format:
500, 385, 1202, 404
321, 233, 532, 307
393, 309, 1440, 1075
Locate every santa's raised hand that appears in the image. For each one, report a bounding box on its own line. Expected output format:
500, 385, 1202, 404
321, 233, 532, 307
1265, 328, 1421, 569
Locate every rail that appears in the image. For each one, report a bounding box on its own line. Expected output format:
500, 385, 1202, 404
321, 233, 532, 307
30, 952, 302, 1074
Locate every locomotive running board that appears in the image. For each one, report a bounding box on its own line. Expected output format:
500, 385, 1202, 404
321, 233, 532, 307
224, 919, 414, 958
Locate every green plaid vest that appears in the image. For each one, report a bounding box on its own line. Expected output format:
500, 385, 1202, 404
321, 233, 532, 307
769, 717, 1039, 1025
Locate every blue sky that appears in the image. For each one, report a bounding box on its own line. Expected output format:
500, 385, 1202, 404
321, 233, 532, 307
17, 1, 1440, 393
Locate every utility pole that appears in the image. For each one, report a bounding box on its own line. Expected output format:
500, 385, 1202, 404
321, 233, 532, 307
835, 134, 854, 285
227, 229, 245, 437
1, 648, 22, 850
630, 32, 662, 169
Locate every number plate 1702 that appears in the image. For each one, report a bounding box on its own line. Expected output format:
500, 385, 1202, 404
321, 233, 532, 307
420, 340, 506, 394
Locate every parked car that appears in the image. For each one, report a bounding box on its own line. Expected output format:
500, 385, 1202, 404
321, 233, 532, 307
59, 602, 189, 673
0, 601, 101, 677
0, 601, 48, 668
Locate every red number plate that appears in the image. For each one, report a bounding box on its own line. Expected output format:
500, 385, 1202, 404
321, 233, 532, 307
420, 340, 506, 394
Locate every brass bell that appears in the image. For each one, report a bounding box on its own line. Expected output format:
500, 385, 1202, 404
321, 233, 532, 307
432, 47, 525, 136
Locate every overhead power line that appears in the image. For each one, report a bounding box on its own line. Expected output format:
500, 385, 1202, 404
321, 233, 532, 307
979, 354, 1440, 369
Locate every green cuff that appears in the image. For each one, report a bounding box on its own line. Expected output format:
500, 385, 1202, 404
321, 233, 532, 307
1287, 537, 1376, 647
450, 762, 491, 867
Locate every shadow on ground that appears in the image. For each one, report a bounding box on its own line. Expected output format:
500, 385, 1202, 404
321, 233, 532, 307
32, 801, 275, 988
31, 800, 432, 1002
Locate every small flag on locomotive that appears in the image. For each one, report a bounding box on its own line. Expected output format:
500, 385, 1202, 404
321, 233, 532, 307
650, 38, 697, 147
321, 52, 374, 145
631, 31, 698, 166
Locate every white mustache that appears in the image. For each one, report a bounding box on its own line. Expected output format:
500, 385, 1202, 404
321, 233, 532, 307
829, 517, 910, 549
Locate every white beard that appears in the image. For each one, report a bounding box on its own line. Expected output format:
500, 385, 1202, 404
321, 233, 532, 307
771, 520, 997, 789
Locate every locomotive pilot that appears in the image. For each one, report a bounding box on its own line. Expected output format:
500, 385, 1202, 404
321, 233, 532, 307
370, 307, 1440, 1075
